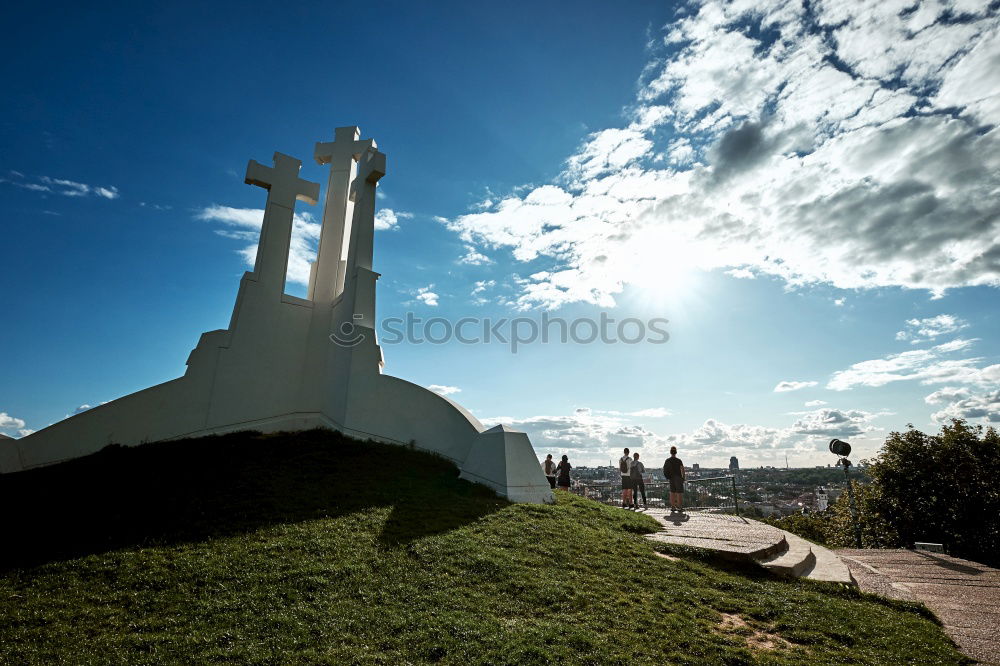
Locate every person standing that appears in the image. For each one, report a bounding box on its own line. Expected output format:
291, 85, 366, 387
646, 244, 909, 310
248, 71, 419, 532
619, 448, 633, 508
542, 454, 557, 489
630, 452, 647, 510
555, 454, 572, 490
663, 446, 685, 513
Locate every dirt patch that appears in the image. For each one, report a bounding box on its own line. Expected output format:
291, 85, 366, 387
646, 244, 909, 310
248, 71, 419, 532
717, 612, 792, 652
655, 551, 681, 562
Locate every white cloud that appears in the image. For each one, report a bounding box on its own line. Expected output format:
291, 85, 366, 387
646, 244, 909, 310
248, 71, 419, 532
17, 429, 35, 438
470, 279, 496, 304
895, 314, 969, 343
197, 205, 319, 286
827, 338, 998, 390
924, 387, 972, 405
415, 285, 439, 307
40, 176, 90, 196
804, 400, 827, 407
625, 407, 672, 418
488, 401, 892, 466
428, 385, 461, 396
774, 380, 818, 392
0, 412, 26, 432
459, 245, 494, 265
442, 1, 1000, 309
374, 208, 413, 231
1, 172, 121, 200
790, 408, 885, 437
929, 389, 1000, 424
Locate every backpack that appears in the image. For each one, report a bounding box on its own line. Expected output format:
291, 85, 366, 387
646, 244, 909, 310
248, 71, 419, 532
630, 461, 644, 480
619, 456, 630, 474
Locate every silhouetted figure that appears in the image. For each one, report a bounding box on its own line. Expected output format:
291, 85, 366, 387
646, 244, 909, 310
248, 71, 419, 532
663, 446, 685, 513
630, 452, 647, 509
542, 453, 557, 489
619, 448, 633, 508
556, 455, 572, 490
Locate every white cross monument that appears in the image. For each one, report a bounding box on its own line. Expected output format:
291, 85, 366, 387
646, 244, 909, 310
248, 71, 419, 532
0, 127, 553, 504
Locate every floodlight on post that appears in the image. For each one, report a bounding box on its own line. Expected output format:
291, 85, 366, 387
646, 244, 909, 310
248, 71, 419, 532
829, 438, 862, 548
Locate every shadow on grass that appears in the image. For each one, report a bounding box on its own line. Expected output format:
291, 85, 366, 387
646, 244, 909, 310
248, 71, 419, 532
0, 429, 507, 571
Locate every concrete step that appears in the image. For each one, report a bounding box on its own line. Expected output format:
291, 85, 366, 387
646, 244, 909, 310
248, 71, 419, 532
757, 531, 815, 577
803, 540, 855, 585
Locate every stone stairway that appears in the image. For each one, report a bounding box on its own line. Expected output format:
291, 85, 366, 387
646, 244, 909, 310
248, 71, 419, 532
643, 509, 854, 585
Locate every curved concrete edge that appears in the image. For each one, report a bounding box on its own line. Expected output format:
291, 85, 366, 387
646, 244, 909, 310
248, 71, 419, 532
758, 529, 856, 585
803, 541, 856, 585
759, 531, 815, 577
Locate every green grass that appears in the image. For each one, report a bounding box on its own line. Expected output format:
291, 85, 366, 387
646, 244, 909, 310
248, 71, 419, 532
0, 430, 969, 664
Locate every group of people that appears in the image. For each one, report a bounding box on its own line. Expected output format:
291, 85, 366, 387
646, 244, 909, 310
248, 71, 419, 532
541, 453, 573, 490
540, 446, 687, 513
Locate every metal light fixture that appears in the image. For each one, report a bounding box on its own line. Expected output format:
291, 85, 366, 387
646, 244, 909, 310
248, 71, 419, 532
829, 438, 862, 547
829, 438, 852, 457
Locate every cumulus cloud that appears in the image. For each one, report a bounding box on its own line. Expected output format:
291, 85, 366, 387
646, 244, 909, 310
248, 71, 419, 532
440, 0, 1000, 309
790, 408, 886, 437
428, 385, 461, 396
774, 380, 818, 392
484, 409, 659, 455
895, 315, 969, 343
373, 208, 413, 231
490, 404, 884, 466
0, 412, 27, 436
415, 285, 439, 306
197, 205, 320, 286
928, 389, 1000, 424
459, 245, 494, 265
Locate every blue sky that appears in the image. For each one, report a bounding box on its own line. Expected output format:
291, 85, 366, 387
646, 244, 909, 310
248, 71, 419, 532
2, 0, 999, 467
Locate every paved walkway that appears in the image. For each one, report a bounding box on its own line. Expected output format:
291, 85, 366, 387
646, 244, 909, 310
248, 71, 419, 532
838, 549, 1000, 665
643, 510, 787, 560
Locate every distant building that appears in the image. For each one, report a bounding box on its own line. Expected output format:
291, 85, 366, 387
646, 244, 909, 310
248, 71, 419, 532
692, 463, 700, 471
729, 456, 739, 471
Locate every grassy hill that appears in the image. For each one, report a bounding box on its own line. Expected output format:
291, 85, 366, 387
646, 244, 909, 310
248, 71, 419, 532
0, 430, 968, 664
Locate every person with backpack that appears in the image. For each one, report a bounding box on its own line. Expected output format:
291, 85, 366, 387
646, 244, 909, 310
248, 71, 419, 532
663, 446, 685, 513
555, 454, 572, 490
542, 453, 557, 489
619, 448, 633, 508
630, 452, 647, 510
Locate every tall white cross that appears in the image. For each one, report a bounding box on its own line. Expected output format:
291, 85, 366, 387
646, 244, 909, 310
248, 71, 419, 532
310, 126, 376, 302
244, 152, 319, 296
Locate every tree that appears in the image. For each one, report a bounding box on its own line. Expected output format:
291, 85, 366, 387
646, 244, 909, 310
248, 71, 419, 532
827, 420, 1000, 564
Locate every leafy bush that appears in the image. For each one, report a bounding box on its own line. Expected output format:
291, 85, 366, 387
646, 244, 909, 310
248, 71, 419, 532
824, 420, 999, 564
